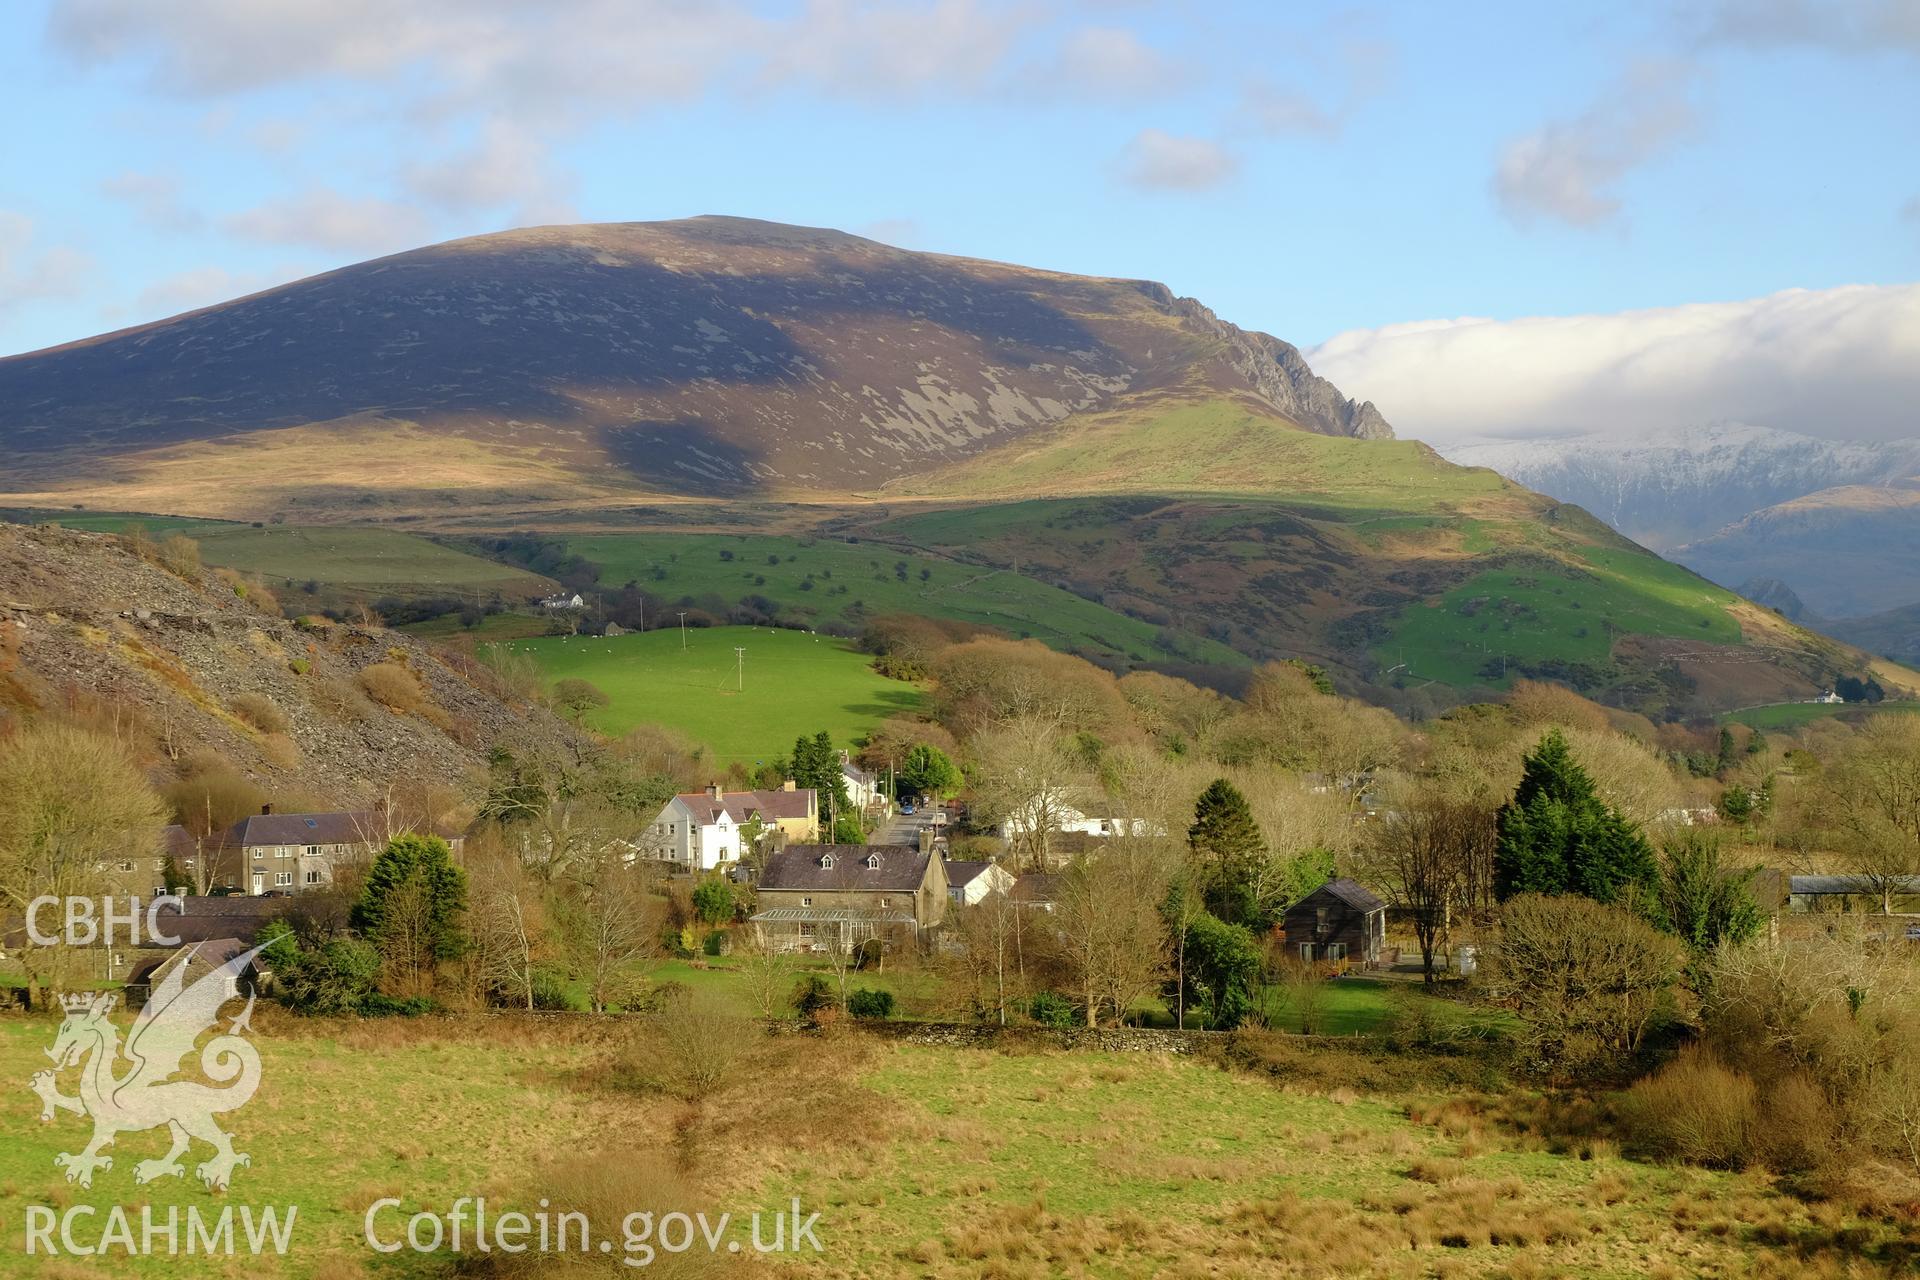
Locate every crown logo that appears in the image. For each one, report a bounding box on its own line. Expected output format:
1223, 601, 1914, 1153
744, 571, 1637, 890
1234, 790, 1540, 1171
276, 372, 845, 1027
58, 993, 96, 1014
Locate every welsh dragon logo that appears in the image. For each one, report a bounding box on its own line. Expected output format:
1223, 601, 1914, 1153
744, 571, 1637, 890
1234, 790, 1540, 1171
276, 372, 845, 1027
29, 944, 267, 1191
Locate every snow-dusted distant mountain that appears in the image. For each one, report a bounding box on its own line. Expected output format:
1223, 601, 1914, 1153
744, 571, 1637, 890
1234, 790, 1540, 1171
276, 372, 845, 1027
1443, 423, 1920, 551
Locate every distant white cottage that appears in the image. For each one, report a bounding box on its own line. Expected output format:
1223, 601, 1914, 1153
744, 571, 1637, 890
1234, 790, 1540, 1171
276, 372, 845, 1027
540, 592, 586, 610
1813, 690, 1844, 704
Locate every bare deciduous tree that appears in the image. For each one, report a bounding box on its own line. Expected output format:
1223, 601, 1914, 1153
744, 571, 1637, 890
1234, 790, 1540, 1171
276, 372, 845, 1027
1052, 849, 1170, 1027
468, 844, 547, 1010
0, 722, 167, 1005
561, 849, 662, 1013
1360, 779, 1497, 983
1822, 714, 1920, 913
736, 929, 798, 1019
966, 713, 1094, 871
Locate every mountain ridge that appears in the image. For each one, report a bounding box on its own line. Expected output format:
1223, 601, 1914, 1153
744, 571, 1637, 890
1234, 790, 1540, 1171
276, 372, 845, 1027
0, 216, 1389, 509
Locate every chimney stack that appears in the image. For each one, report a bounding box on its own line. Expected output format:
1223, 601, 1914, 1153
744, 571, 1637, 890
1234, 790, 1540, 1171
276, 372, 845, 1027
261, 803, 273, 816
707, 783, 723, 800
782, 779, 796, 792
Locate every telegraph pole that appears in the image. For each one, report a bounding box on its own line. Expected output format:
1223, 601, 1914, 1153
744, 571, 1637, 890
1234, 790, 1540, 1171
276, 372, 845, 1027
734, 646, 745, 691
678, 612, 687, 650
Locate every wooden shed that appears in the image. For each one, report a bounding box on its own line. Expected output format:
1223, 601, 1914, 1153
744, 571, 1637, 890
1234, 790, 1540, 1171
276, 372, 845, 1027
1282, 878, 1387, 968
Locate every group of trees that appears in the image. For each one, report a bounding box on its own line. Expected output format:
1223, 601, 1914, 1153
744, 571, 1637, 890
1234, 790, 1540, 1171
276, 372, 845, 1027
261, 834, 469, 1015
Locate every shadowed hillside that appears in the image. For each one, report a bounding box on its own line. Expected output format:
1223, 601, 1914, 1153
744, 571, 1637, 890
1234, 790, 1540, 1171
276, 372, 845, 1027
0, 216, 1387, 508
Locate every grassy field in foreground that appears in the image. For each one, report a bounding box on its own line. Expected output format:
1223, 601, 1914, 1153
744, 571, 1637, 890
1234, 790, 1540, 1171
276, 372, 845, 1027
503, 625, 922, 760
1, 1015, 1905, 1278
538, 531, 1244, 670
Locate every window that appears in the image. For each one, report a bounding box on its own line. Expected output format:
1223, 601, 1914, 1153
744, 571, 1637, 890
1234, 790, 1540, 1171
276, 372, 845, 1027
273, 871, 293, 887
819, 854, 835, 869
1315, 905, 1329, 935
879, 897, 890, 907
801, 896, 813, 907
1299, 943, 1315, 962
799, 923, 815, 937
304, 845, 320, 857
1327, 942, 1348, 962
304, 869, 323, 885
117, 860, 136, 873
252, 849, 264, 861
865, 854, 880, 869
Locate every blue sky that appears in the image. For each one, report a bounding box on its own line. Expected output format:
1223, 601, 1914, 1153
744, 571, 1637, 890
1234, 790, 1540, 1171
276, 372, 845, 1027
1, 0, 1916, 373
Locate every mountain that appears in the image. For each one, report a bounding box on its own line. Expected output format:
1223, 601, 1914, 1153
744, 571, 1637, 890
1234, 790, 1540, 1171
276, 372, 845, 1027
1678, 482, 1920, 618
0, 216, 1386, 514
0, 217, 1901, 716
1736, 577, 1810, 622
1443, 423, 1920, 551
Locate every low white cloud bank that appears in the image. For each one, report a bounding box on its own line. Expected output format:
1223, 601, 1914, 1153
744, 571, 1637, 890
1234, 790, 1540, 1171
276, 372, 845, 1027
1307, 283, 1920, 447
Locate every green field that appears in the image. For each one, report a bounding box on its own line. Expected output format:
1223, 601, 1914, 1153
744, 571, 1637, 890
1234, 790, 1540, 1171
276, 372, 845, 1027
1381, 550, 1744, 688
504, 625, 922, 759
882, 397, 1516, 512
537, 531, 1245, 669
186, 526, 555, 603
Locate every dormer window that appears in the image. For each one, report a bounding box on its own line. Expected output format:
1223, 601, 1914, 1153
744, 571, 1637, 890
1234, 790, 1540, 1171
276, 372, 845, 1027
819, 854, 834, 869
865, 854, 880, 869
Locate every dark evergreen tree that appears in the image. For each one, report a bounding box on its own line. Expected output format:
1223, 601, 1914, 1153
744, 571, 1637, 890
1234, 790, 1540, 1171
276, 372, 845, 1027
790, 731, 854, 838
1188, 778, 1269, 928
351, 834, 469, 992
1657, 832, 1762, 957
1494, 730, 1658, 908
1175, 913, 1262, 1030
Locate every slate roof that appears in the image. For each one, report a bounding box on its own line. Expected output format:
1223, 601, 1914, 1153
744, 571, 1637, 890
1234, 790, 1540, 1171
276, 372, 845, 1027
750, 907, 916, 925
1304, 877, 1386, 914
129, 937, 252, 987
942, 859, 1000, 889
674, 788, 816, 826
223, 812, 378, 847
759, 844, 932, 893
1790, 875, 1920, 896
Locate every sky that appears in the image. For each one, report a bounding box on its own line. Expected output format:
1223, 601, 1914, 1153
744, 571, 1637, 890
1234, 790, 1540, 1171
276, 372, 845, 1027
1, 0, 1916, 445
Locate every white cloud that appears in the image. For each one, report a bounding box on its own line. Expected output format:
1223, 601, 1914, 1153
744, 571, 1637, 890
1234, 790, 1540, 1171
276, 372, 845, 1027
1235, 35, 1395, 139
1493, 60, 1699, 228
44, 0, 1137, 112
1115, 128, 1238, 191
1696, 0, 1920, 58
0, 212, 96, 314
401, 122, 577, 226
1307, 283, 1920, 447
133, 264, 305, 316
100, 171, 203, 231
1017, 25, 1182, 98
223, 189, 433, 254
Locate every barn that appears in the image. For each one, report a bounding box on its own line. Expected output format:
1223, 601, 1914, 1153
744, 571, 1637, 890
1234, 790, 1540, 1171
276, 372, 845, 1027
1282, 878, 1387, 968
